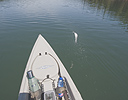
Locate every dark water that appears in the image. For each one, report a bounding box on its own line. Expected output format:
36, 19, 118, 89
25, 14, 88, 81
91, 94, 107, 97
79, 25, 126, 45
0, 0, 128, 99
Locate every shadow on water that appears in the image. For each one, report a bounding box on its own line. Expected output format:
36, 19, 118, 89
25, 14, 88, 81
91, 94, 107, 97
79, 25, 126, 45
82, 0, 128, 30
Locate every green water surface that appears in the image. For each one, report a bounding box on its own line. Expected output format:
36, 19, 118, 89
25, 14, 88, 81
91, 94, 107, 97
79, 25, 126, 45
0, 0, 128, 100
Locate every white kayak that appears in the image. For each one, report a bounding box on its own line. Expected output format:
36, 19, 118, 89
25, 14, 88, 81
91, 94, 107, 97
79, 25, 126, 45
18, 34, 83, 100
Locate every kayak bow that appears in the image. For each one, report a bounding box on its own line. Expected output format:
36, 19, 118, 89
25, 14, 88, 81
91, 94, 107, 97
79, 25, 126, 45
18, 34, 83, 100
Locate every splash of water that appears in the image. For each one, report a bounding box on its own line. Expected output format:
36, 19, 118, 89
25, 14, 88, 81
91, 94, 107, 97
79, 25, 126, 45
70, 61, 74, 69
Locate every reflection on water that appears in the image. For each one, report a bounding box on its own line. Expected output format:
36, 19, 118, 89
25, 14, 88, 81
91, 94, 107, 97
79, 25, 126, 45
82, 0, 128, 30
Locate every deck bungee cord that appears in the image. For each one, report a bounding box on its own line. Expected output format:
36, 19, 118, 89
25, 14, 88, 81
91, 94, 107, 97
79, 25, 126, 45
45, 52, 61, 78
30, 52, 61, 80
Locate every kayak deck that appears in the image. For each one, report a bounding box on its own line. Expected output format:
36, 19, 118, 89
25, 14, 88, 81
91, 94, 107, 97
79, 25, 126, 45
18, 34, 83, 100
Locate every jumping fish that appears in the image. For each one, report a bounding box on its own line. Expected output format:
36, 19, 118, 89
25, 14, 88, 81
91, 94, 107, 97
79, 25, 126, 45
73, 31, 78, 43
